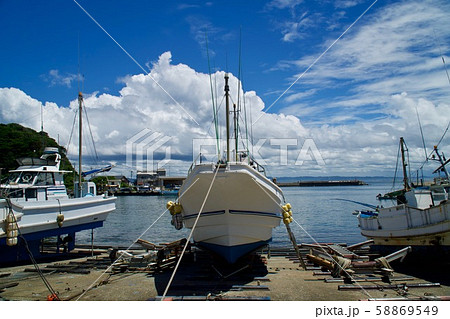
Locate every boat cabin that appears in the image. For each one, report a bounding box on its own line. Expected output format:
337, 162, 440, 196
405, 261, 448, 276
1, 147, 71, 201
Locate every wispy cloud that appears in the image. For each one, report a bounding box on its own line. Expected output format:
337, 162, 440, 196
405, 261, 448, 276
266, 0, 304, 10
185, 15, 219, 47
277, 0, 450, 117
334, 0, 364, 9
280, 12, 311, 42
41, 69, 81, 88
184, 14, 234, 57
267, 0, 354, 43
177, 4, 200, 10
177, 2, 213, 11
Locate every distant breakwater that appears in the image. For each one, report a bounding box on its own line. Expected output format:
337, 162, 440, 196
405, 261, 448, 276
276, 180, 367, 187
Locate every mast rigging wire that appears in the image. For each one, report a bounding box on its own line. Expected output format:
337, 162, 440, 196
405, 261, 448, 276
83, 100, 99, 162
65, 108, 79, 156
415, 107, 427, 161
391, 140, 401, 192
205, 32, 221, 158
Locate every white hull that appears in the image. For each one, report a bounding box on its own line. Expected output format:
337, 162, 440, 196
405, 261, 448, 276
0, 195, 116, 238
178, 162, 283, 262
358, 200, 450, 247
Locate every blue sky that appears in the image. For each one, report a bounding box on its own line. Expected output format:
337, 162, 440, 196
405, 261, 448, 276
0, 0, 388, 112
1, 0, 450, 178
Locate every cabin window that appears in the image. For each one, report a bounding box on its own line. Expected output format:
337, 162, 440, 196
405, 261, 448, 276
35, 172, 55, 186
25, 188, 37, 200
18, 172, 37, 184
7, 172, 21, 183
8, 188, 23, 198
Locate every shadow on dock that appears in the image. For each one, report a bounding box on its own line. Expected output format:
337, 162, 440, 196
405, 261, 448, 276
153, 248, 269, 298
389, 258, 450, 287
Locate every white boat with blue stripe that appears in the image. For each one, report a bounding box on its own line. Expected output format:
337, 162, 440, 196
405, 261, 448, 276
169, 74, 285, 263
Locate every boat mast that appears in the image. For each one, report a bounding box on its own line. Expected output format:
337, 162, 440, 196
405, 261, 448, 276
233, 103, 238, 161
225, 73, 230, 162
400, 137, 410, 191
433, 145, 449, 179
78, 91, 83, 197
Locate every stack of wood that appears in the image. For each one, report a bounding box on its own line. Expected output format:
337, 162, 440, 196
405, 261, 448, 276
303, 240, 411, 279
110, 238, 189, 272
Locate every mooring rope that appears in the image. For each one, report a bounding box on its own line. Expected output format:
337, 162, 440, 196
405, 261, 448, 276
5, 198, 60, 300
161, 164, 221, 300
251, 178, 374, 299
75, 178, 200, 301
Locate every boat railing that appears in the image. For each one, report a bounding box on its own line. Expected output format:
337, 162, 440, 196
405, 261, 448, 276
249, 157, 266, 176
376, 202, 449, 231
236, 150, 266, 175
404, 204, 449, 228
188, 153, 223, 175
188, 153, 202, 175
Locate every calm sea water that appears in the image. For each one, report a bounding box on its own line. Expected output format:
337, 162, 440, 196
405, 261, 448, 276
77, 180, 396, 248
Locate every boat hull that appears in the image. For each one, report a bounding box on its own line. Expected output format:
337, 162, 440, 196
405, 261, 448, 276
358, 200, 450, 257
178, 163, 283, 263
0, 196, 116, 263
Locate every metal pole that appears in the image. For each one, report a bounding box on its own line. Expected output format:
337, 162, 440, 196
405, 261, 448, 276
433, 145, 449, 179
78, 92, 83, 197
91, 228, 94, 257
225, 74, 230, 162
400, 137, 410, 191
285, 223, 306, 270
233, 103, 238, 161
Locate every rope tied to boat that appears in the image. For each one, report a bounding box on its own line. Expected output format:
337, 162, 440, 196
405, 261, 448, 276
332, 256, 352, 277
374, 256, 392, 270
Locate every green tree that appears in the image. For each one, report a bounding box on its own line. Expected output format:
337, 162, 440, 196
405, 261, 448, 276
0, 123, 77, 189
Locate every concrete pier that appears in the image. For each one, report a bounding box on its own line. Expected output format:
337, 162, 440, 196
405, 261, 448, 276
0, 246, 448, 301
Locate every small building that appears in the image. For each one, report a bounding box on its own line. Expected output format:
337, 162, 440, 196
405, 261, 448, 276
136, 169, 167, 187
159, 176, 185, 189
105, 176, 130, 191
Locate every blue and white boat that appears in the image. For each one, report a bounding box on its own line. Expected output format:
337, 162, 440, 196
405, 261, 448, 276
0, 92, 116, 264
161, 186, 180, 196
169, 74, 285, 263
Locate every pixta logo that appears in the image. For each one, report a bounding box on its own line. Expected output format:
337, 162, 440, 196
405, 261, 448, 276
126, 129, 172, 171
191, 137, 325, 166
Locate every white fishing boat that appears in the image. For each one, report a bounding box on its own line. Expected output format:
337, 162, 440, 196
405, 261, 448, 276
357, 138, 450, 257
0, 92, 116, 263
168, 74, 286, 263
358, 187, 449, 250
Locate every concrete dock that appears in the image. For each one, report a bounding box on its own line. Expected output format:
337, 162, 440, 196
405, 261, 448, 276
1, 245, 448, 301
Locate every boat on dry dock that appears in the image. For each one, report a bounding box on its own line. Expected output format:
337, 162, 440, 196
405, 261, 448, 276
357, 138, 449, 257
0, 93, 116, 264
168, 73, 287, 263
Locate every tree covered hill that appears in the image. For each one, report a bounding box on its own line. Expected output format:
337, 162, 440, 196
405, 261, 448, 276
0, 123, 76, 188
